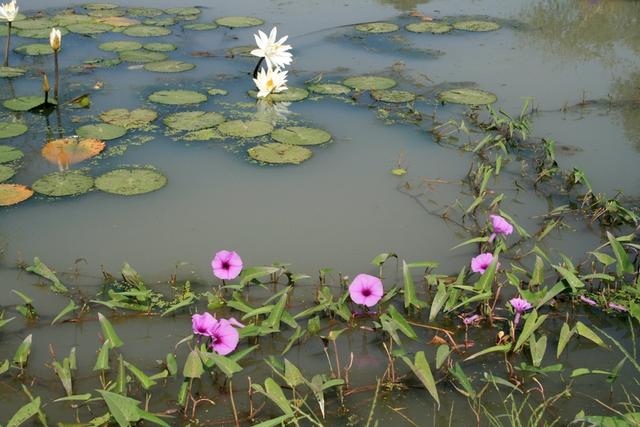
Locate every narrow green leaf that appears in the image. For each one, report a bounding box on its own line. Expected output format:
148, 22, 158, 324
124, 360, 157, 390
52, 300, 78, 325
7, 396, 40, 427
93, 340, 111, 372
575, 321, 607, 348
557, 322, 574, 358
25, 257, 68, 293
402, 352, 439, 408
607, 232, 634, 275
98, 313, 124, 348
13, 334, 32, 368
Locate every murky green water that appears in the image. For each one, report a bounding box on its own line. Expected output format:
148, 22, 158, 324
0, 0, 639, 425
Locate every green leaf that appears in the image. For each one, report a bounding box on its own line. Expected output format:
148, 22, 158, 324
115, 355, 127, 395
53, 393, 92, 402
514, 310, 547, 352
124, 360, 157, 390
557, 322, 574, 358
429, 281, 448, 321
52, 299, 78, 325
166, 353, 177, 376
97, 390, 141, 427
435, 345, 450, 369
25, 257, 68, 293
263, 378, 293, 415
7, 396, 40, 427
473, 252, 499, 293
93, 340, 111, 371
401, 352, 439, 408
387, 305, 417, 340
607, 232, 634, 275
371, 253, 397, 266
200, 351, 242, 378
575, 321, 607, 348
590, 251, 616, 267
464, 344, 511, 362
450, 236, 490, 251
98, 313, 124, 348
239, 266, 280, 287
283, 359, 305, 387
552, 265, 584, 293
52, 360, 73, 396
183, 349, 204, 379
529, 334, 547, 367
252, 414, 294, 427
262, 288, 290, 331
449, 363, 476, 398
402, 261, 426, 310
13, 334, 32, 368
529, 256, 544, 287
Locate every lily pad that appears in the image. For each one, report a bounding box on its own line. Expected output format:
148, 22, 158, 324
148, 90, 207, 105
88, 8, 126, 18
183, 22, 218, 31
0, 145, 24, 163
308, 83, 351, 95
79, 57, 122, 68
165, 7, 200, 15
123, 25, 171, 37
143, 17, 176, 26
0, 122, 28, 139
355, 22, 399, 33
98, 16, 140, 27
144, 60, 195, 73
42, 137, 106, 166
99, 40, 142, 52
0, 165, 16, 182
181, 128, 224, 141
32, 171, 94, 197
12, 18, 54, 30
76, 124, 127, 140
453, 20, 500, 32
143, 42, 176, 52
3, 96, 52, 111
215, 16, 264, 28
16, 27, 69, 39
52, 14, 95, 26
163, 111, 224, 131
207, 88, 228, 96
0, 66, 27, 78
227, 45, 254, 57
14, 43, 53, 56
128, 8, 163, 18
118, 49, 168, 63
343, 76, 396, 90
99, 108, 157, 129
271, 127, 331, 146
95, 168, 167, 195
83, 3, 119, 10
248, 87, 309, 102
67, 23, 114, 34
0, 184, 33, 206
218, 120, 273, 138
371, 89, 416, 103
438, 88, 497, 105
406, 22, 453, 34
248, 143, 312, 165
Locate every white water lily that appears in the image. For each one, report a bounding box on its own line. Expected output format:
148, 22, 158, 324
49, 27, 62, 51
253, 66, 288, 98
0, 0, 18, 22
251, 26, 292, 69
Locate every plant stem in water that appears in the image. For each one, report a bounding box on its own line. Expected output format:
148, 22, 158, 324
54, 51, 60, 103
3, 22, 11, 67
252, 56, 264, 79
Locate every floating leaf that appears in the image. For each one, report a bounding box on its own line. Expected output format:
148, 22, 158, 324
308, 83, 351, 95
163, 111, 225, 131
52, 299, 78, 325
343, 76, 396, 90
77, 124, 127, 140
438, 88, 497, 105
0, 122, 28, 139
453, 20, 500, 32
84, 3, 119, 10
0, 145, 24, 163
207, 88, 228, 96
249, 87, 309, 102
144, 60, 195, 73
0, 184, 33, 206
123, 25, 172, 37
183, 22, 218, 31
215, 16, 264, 28
12, 17, 54, 30
165, 7, 201, 15
95, 168, 167, 196
0, 165, 16, 182
219, 120, 273, 138
99, 40, 143, 52
227, 45, 254, 57
271, 127, 331, 146
52, 13, 95, 26
148, 90, 207, 105
371, 89, 416, 103
100, 108, 157, 129
355, 22, 399, 33
32, 171, 94, 197
16, 27, 69, 39
128, 7, 163, 17
143, 42, 177, 52
181, 128, 224, 141
25, 257, 68, 292
42, 137, 106, 167
3, 96, 52, 111
406, 21, 453, 34
98, 16, 141, 27
0, 66, 27, 78
119, 49, 168, 63
248, 143, 312, 165
67, 23, 113, 34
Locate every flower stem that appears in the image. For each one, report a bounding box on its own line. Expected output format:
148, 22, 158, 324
3, 22, 11, 67
252, 56, 264, 79
54, 51, 60, 103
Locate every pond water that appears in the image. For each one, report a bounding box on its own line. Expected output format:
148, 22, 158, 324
0, 0, 639, 425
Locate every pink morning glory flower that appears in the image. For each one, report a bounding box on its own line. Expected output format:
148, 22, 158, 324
489, 214, 514, 242
509, 297, 533, 326
207, 317, 244, 355
462, 314, 481, 326
192, 312, 217, 336
608, 302, 627, 312
211, 250, 243, 280
349, 274, 384, 307
471, 253, 497, 274
580, 295, 597, 306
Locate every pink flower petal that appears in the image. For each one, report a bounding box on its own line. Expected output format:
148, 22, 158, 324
349, 274, 384, 307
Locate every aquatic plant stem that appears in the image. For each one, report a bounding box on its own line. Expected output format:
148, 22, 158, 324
3, 22, 11, 67
229, 379, 239, 427
252, 56, 264, 79
54, 51, 60, 103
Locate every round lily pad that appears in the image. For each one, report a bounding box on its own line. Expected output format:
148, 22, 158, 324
95, 168, 167, 196
76, 124, 127, 140
165, 7, 200, 15
248, 87, 309, 102
0, 122, 28, 139
144, 60, 195, 73
67, 23, 113, 34
143, 42, 176, 52
123, 25, 171, 37
0, 145, 24, 163
215, 16, 264, 28
42, 137, 105, 166
0, 184, 33, 206
227, 45, 254, 57
3, 96, 50, 111
163, 111, 224, 131
119, 49, 168, 63
32, 171, 94, 197
83, 3, 119, 10
343, 76, 396, 90
183, 22, 218, 31
99, 40, 142, 52
143, 17, 176, 26
453, 20, 500, 32
52, 13, 95, 26
148, 90, 207, 105
16, 27, 69, 39
127, 7, 163, 18
14, 43, 53, 56
207, 88, 228, 96
218, 120, 273, 138
371, 89, 416, 103
99, 108, 157, 129
0, 66, 27, 78
248, 143, 312, 165
97, 16, 140, 27
355, 22, 399, 33
271, 127, 331, 146
181, 128, 223, 141
438, 88, 497, 105
0, 165, 15, 182
406, 22, 453, 34
12, 18, 54, 30
79, 57, 122, 68
88, 8, 126, 18
308, 83, 351, 95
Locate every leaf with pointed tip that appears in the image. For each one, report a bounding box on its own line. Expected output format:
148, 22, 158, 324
98, 313, 124, 348
13, 334, 32, 368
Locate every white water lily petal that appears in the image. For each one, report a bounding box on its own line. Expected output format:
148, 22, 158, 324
0, 0, 18, 22
250, 26, 293, 69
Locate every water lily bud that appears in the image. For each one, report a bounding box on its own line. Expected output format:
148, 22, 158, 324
49, 28, 62, 52
42, 73, 50, 93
